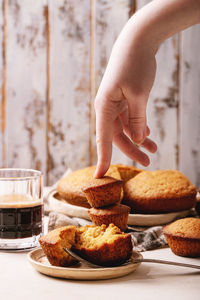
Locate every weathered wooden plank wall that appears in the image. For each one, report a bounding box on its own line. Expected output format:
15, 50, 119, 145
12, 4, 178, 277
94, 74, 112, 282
6, 0, 47, 177
180, 25, 200, 187
137, 0, 180, 171
0, 0, 5, 166
0, 0, 199, 187
0, 0, 2, 164
47, 0, 91, 184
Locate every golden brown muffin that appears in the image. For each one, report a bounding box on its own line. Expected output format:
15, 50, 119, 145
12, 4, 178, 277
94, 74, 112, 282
89, 204, 130, 231
73, 224, 132, 266
82, 176, 123, 208
57, 165, 122, 208
39, 226, 77, 267
123, 170, 197, 214
40, 224, 132, 267
163, 218, 200, 257
114, 164, 142, 182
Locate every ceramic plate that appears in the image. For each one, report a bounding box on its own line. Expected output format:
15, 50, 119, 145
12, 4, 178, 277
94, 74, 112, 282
48, 190, 192, 226
49, 191, 89, 220
127, 209, 192, 226
28, 248, 142, 280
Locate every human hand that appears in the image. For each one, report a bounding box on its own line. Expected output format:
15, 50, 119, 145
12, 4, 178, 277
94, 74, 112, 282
94, 0, 200, 178
94, 32, 158, 178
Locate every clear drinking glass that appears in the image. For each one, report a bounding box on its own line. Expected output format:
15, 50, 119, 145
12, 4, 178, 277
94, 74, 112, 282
0, 168, 43, 250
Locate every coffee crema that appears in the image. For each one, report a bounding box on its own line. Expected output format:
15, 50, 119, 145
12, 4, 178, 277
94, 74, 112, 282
0, 194, 42, 239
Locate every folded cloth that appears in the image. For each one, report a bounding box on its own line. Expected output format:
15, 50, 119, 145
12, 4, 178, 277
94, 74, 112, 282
128, 226, 167, 252
48, 211, 92, 231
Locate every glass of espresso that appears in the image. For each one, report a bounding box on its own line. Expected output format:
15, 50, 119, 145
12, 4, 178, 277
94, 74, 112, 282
0, 168, 43, 250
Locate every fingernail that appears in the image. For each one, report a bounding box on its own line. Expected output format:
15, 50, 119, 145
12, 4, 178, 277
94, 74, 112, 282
132, 131, 144, 145
143, 157, 150, 167
152, 144, 157, 153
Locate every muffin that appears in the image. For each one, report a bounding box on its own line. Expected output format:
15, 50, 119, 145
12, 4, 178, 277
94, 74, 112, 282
57, 165, 122, 208
123, 170, 197, 214
39, 225, 77, 267
89, 204, 130, 231
40, 224, 132, 267
74, 223, 132, 266
163, 218, 200, 257
114, 164, 142, 182
82, 176, 123, 208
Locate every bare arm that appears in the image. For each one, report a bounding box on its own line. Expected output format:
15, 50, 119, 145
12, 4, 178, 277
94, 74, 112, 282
94, 0, 200, 178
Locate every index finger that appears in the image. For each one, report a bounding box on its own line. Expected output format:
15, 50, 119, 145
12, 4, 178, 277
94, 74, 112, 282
94, 110, 113, 178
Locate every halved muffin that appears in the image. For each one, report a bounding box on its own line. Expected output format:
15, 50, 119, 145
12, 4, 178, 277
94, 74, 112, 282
74, 224, 132, 266
39, 226, 77, 266
40, 224, 132, 267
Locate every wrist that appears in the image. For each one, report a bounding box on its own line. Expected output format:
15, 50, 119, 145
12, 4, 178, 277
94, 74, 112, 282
114, 0, 200, 55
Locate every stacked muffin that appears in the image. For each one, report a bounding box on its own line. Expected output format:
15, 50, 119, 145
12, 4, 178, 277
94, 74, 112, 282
82, 176, 130, 232
56, 164, 142, 231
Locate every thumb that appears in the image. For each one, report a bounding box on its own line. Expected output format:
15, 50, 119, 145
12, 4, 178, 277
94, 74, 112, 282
128, 95, 147, 145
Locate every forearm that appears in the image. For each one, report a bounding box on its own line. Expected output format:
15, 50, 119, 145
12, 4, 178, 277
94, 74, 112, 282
94, 0, 200, 177
113, 0, 200, 54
